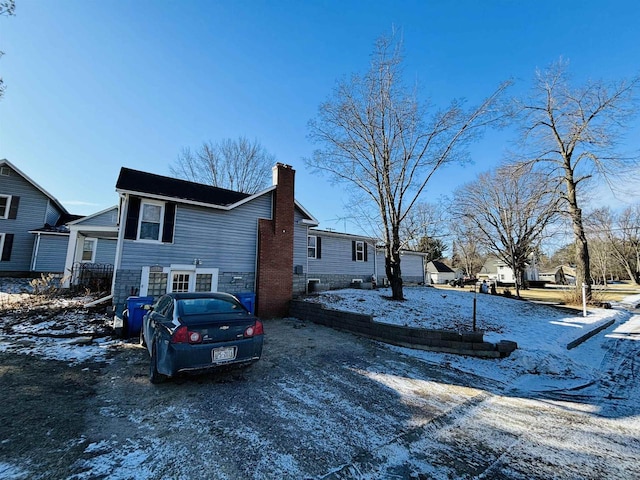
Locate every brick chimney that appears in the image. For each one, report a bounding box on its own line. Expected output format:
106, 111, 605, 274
256, 163, 295, 318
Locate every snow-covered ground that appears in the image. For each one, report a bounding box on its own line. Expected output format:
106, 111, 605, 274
0, 277, 119, 365
307, 286, 638, 398
2, 279, 639, 478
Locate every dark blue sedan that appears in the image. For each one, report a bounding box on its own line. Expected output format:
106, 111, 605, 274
140, 292, 264, 384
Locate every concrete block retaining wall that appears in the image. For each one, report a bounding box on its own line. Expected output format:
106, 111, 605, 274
289, 300, 517, 358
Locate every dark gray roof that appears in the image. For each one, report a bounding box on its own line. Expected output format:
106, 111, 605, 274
116, 167, 252, 207
430, 260, 455, 273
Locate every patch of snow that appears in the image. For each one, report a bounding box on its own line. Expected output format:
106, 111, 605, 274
307, 286, 637, 394
0, 462, 30, 480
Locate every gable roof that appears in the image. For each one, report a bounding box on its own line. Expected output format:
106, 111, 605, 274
116, 167, 253, 207
429, 260, 455, 273
1, 159, 70, 216
115, 166, 319, 225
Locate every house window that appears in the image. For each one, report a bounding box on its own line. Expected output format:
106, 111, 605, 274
0, 233, 12, 262
308, 235, 317, 258
138, 202, 164, 241
195, 274, 212, 292
354, 240, 365, 262
0, 167, 9, 176
171, 272, 191, 293
81, 238, 96, 262
147, 272, 168, 297
0, 195, 10, 219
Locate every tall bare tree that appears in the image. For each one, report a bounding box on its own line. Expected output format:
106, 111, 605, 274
586, 208, 615, 285
451, 164, 561, 297
307, 32, 510, 299
450, 218, 485, 278
588, 206, 640, 285
514, 60, 640, 298
170, 137, 276, 194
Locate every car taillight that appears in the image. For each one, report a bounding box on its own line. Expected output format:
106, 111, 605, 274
171, 326, 202, 344
244, 320, 263, 338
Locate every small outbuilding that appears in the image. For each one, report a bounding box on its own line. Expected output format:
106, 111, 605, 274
426, 260, 456, 285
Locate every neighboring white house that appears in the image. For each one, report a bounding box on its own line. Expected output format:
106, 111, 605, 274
426, 260, 456, 284
479, 257, 540, 284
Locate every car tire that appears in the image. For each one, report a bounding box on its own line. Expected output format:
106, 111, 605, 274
149, 344, 166, 384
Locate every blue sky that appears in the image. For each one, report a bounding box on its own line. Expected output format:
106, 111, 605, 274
1, 0, 639, 233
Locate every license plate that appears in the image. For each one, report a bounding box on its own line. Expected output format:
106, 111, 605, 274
212, 346, 237, 363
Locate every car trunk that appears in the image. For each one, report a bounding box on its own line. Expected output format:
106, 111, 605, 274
180, 314, 257, 343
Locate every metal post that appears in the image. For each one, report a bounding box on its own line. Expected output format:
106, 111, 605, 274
472, 285, 477, 332
582, 283, 587, 317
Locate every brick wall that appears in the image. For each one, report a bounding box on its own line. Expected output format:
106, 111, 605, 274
256, 164, 295, 318
290, 300, 517, 358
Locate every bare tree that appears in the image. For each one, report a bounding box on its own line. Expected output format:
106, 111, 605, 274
588, 206, 640, 285
450, 218, 485, 278
514, 59, 640, 298
169, 137, 276, 194
451, 164, 562, 297
400, 201, 448, 252
307, 32, 510, 299
586, 208, 615, 285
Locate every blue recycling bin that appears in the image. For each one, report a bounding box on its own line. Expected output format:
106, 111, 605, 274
125, 296, 154, 337
235, 292, 256, 315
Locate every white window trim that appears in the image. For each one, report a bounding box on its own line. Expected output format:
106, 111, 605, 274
169, 270, 193, 293
0, 233, 5, 259
136, 200, 165, 242
81, 238, 97, 263
355, 240, 365, 262
307, 235, 317, 259
195, 269, 219, 293
140, 266, 218, 296
0, 194, 11, 219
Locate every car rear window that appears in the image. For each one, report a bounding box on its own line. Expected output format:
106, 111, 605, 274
178, 298, 245, 316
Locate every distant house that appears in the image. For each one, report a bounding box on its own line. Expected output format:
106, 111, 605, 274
426, 260, 456, 284
539, 266, 568, 285
0, 159, 78, 274
479, 256, 540, 285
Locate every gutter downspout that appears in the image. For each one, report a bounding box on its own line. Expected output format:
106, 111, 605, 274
111, 193, 127, 296
31, 232, 41, 271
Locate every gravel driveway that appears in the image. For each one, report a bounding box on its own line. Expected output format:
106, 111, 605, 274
2, 311, 639, 479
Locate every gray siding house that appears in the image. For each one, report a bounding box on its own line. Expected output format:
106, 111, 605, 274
0, 159, 75, 274
302, 229, 427, 291
305, 230, 378, 291
110, 164, 318, 318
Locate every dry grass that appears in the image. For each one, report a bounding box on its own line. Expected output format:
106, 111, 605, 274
434, 281, 639, 307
